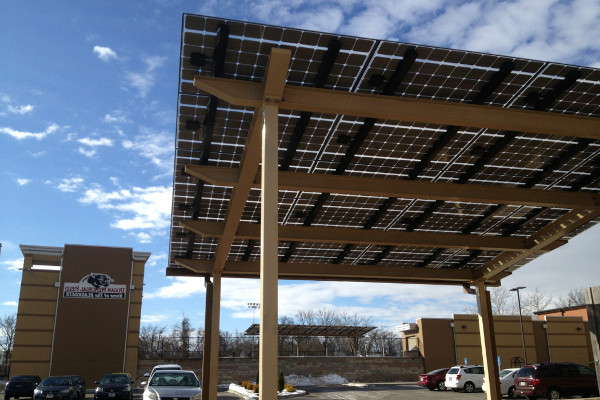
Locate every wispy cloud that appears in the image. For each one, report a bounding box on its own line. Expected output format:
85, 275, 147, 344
8, 104, 34, 115
79, 184, 172, 242
16, 178, 31, 186
122, 127, 173, 174
0, 123, 59, 140
1, 258, 23, 272
78, 147, 96, 157
93, 45, 118, 62
2, 301, 18, 307
78, 137, 113, 147
125, 55, 166, 98
56, 177, 84, 193
104, 110, 130, 124
141, 313, 173, 324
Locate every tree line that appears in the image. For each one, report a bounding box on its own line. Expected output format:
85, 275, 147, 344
139, 309, 403, 359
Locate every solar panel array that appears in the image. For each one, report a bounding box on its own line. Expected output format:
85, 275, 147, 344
170, 14, 600, 279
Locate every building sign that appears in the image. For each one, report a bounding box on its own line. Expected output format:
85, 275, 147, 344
63, 273, 127, 299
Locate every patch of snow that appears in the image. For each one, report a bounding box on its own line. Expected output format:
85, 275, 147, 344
228, 383, 306, 399
284, 374, 348, 386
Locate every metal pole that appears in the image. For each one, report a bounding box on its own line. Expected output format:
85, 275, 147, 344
511, 286, 528, 364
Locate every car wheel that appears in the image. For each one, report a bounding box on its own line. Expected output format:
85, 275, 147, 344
507, 386, 516, 399
547, 387, 560, 399
427, 386, 435, 391
452, 388, 460, 392
464, 381, 475, 393
437, 380, 446, 391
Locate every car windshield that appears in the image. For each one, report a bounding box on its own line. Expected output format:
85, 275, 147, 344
427, 369, 446, 375
499, 369, 514, 378
101, 375, 130, 385
41, 377, 72, 386
516, 367, 535, 378
11, 376, 37, 382
149, 372, 199, 387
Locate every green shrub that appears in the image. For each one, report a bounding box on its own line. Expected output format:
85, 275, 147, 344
277, 371, 285, 392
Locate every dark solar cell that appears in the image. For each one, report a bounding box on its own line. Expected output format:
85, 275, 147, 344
169, 14, 600, 283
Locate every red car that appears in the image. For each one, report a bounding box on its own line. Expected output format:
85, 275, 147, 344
417, 368, 450, 391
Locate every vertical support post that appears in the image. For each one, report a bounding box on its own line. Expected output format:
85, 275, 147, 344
201, 277, 213, 400
259, 102, 279, 400
584, 286, 600, 391
476, 281, 501, 400
208, 272, 222, 400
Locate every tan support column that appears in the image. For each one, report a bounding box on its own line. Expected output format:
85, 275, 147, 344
201, 277, 213, 400
259, 102, 279, 400
476, 281, 501, 400
208, 272, 222, 400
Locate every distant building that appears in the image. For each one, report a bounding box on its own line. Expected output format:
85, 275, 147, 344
398, 314, 593, 373
11, 244, 150, 384
534, 304, 588, 321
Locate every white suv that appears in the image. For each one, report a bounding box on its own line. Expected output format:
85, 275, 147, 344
445, 365, 485, 393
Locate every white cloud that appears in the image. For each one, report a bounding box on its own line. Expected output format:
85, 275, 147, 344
2, 301, 18, 306
93, 45, 118, 62
144, 55, 167, 71
122, 127, 173, 173
56, 177, 84, 192
1, 258, 23, 272
78, 147, 97, 157
16, 178, 30, 186
8, 104, 34, 115
79, 184, 172, 240
77, 137, 114, 147
0, 123, 59, 140
104, 110, 130, 124
1, 94, 10, 103
144, 277, 206, 299
141, 314, 172, 323
125, 71, 154, 98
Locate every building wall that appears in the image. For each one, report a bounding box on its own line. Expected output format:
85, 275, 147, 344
537, 307, 589, 321
138, 356, 424, 384
402, 314, 592, 370
10, 244, 149, 384
419, 318, 456, 372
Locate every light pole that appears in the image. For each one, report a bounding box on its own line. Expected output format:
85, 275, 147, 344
247, 302, 260, 358
510, 286, 527, 365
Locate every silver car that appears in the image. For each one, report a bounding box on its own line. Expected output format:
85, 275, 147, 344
142, 370, 201, 400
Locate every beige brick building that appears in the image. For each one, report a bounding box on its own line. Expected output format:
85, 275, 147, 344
10, 244, 150, 384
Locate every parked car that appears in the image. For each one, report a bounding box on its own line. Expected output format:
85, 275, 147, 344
94, 373, 135, 400
33, 376, 77, 400
513, 362, 598, 399
143, 364, 182, 380
482, 368, 519, 398
65, 376, 85, 400
5, 375, 42, 400
417, 368, 450, 391
445, 365, 485, 393
141, 370, 201, 400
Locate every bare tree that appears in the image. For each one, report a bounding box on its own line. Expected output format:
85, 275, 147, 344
295, 309, 316, 325
0, 314, 16, 375
555, 288, 585, 308
138, 324, 167, 359
522, 288, 554, 315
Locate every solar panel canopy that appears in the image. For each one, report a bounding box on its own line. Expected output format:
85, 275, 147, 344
168, 14, 600, 287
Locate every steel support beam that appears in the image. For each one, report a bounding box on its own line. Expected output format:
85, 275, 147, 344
193, 76, 600, 140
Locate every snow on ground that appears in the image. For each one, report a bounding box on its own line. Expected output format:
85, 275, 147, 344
227, 374, 351, 398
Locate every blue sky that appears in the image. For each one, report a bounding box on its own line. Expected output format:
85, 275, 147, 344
1, 0, 600, 334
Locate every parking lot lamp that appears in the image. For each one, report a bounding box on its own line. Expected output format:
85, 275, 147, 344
510, 286, 527, 364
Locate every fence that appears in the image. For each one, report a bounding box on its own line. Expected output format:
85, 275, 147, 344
138, 335, 404, 359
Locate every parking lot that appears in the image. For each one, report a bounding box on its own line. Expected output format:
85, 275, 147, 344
216, 382, 487, 400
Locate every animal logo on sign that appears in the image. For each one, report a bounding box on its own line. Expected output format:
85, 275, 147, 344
80, 273, 114, 288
